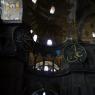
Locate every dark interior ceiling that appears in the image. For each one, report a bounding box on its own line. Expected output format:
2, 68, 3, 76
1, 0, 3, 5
1, 1, 95, 95
23, 0, 95, 43
23, 0, 95, 24
0, 0, 95, 47
76, 0, 95, 21
23, 0, 75, 46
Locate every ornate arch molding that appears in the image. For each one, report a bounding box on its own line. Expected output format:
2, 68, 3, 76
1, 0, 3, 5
78, 7, 95, 41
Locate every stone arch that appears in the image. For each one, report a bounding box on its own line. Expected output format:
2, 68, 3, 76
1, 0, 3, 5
78, 7, 95, 42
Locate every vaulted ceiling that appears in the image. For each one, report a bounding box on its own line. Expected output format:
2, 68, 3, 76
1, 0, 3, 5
0, 0, 95, 46
23, 0, 77, 46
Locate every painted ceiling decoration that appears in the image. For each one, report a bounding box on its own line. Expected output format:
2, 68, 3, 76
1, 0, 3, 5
0, 0, 23, 23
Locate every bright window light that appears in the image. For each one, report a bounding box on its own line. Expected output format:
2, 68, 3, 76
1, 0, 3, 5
43, 92, 46, 95
1, 0, 5, 4
32, 0, 37, 4
47, 39, 53, 46
33, 34, 38, 42
30, 29, 33, 34
54, 69, 56, 72
50, 6, 55, 14
92, 32, 95, 37
44, 66, 49, 71
15, 18, 19, 20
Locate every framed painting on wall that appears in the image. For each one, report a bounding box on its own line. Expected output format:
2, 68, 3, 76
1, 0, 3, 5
1, 0, 23, 23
